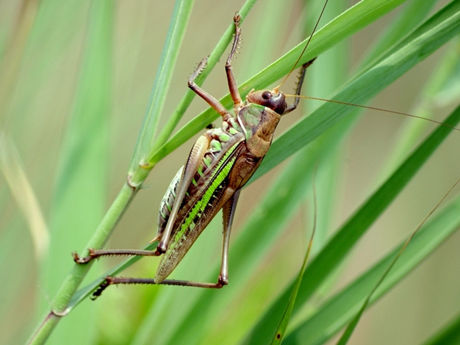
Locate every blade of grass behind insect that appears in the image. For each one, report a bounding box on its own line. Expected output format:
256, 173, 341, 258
334, 178, 460, 345
147, 0, 409, 165
251, 0, 460, 181
242, 94, 460, 345
31, 2, 113, 345
358, 0, 437, 70
282, 192, 460, 345
239, 0, 289, 80
381, 39, 460, 180
422, 312, 460, 345
128, 0, 194, 172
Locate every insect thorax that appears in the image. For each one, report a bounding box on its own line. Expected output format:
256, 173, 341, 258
236, 103, 281, 157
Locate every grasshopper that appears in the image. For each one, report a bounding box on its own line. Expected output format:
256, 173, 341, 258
73, 14, 316, 298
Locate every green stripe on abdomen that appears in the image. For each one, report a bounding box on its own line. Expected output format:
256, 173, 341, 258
166, 143, 239, 255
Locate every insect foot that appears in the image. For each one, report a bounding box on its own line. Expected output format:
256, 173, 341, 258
72, 248, 96, 264
218, 274, 229, 287
233, 13, 241, 25
91, 277, 113, 300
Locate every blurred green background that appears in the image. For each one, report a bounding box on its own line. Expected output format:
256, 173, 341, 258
0, 0, 459, 344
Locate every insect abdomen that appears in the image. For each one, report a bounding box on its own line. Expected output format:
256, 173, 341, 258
158, 166, 183, 237
155, 143, 241, 282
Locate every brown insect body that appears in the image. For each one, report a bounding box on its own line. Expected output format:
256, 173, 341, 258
155, 100, 284, 282
74, 13, 313, 296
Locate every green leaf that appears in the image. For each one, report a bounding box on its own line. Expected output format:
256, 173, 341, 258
283, 193, 460, 345
129, 0, 194, 172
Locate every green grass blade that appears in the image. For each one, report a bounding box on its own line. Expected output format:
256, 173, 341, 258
335, 178, 460, 345
358, 0, 436, 70
381, 39, 460, 180
304, 0, 348, 254
252, 0, 460, 181
147, 0, 408, 165
243, 96, 460, 344
270, 187, 317, 345
282, 193, 460, 345
129, 0, 194, 172
422, 312, 460, 345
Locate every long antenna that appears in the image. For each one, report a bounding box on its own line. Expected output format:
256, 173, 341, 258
284, 94, 460, 132
276, 0, 329, 92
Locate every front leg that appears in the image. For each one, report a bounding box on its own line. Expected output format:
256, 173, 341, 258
283, 58, 316, 114
225, 14, 243, 110
188, 58, 230, 119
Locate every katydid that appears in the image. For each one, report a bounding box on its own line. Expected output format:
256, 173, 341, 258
73, 13, 317, 298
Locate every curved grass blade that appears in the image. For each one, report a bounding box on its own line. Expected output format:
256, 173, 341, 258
271, 180, 318, 345
282, 193, 460, 345
335, 178, 460, 345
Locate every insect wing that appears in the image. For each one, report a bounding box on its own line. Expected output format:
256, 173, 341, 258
155, 137, 245, 281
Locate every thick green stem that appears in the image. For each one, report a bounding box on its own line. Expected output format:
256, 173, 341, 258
27, 183, 135, 345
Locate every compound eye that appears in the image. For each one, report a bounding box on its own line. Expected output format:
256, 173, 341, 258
262, 91, 271, 100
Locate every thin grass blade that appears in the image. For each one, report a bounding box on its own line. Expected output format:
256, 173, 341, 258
129, 0, 194, 172
335, 178, 460, 345
282, 193, 460, 345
